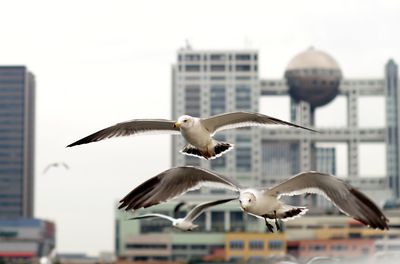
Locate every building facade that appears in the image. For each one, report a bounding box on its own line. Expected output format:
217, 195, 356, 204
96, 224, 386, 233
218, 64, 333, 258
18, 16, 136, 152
0, 66, 35, 219
0, 218, 55, 262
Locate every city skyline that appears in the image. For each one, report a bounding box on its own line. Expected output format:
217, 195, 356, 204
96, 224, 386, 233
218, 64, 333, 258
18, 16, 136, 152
0, 0, 399, 255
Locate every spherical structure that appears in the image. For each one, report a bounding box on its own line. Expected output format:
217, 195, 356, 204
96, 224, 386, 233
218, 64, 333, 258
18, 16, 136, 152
284, 47, 342, 108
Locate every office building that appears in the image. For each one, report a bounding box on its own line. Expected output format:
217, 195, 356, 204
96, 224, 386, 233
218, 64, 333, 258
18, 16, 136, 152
0, 66, 35, 219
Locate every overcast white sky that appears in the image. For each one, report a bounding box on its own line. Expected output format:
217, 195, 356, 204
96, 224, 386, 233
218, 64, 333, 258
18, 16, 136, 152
1, 0, 399, 256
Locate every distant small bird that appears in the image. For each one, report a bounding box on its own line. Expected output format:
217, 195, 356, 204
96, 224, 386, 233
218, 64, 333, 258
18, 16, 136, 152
66, 111, 316, 159
118, 167, 389, 232
128, 198, 235, 231
43, 162, 69, 174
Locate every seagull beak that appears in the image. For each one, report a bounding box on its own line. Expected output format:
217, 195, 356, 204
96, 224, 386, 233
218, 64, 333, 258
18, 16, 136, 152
174, 122, 181, 128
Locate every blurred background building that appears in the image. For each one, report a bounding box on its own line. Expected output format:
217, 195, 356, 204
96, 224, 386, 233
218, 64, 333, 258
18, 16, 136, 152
0, 66, 55, 263
114, 47, 400, 262
0, 66, 35, 219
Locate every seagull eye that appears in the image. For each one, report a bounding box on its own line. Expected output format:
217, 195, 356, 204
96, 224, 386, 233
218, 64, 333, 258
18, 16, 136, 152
248, 199, 251, 202
184, 119, 188, 123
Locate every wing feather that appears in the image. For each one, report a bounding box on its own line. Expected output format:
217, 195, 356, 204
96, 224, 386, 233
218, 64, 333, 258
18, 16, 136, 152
118, 166, 240, 211
266, 171, 389, 230
200, 112, 317, 134
67, 119, 180, 147
128, 213, 175, 222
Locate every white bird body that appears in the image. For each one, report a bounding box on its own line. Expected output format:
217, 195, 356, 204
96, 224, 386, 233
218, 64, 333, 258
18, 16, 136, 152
239, 189, 283, 217
172, 218, 199, 231
178, 116, 213, 152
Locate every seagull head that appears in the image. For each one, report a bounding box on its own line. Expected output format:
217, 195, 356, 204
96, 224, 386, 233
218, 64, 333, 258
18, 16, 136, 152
174, 115, 194, 129
239, 192, 256, 209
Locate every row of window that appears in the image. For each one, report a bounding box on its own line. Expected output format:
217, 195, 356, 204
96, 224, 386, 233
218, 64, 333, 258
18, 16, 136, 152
184, 85, 253, 116
229, 240, 283, 250
180, 64, 255, 72
178, 53, 257, 62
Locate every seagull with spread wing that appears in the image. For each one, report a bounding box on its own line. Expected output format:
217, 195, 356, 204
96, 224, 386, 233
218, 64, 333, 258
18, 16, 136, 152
118, 166, 389, 232
128, 198, 235, 231
43, 162, 70, 174
67, 111, 316, 159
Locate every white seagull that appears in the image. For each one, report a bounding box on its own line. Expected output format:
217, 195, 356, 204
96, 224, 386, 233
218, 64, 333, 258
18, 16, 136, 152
67, 111, 316, 159
118, 166, 389, 232
128, 198, 235, 231
43, 162, 70, 174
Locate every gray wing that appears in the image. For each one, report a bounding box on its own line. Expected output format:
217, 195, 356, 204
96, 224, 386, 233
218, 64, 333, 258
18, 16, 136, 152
266, 171, 389, 230
118, 166, 240, 211
185, 198, 237, 222
43, 163, 57, 174
200, 111, 317, 134
128, 213, 175, 222
61, 162, 70, 170
67, 119, 180, 147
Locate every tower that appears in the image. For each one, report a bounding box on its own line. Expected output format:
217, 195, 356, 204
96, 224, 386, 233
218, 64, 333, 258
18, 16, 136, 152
0, 66, 35, 219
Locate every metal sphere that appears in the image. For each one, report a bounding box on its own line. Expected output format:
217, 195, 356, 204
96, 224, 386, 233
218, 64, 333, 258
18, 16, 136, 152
285, 47, 342, 108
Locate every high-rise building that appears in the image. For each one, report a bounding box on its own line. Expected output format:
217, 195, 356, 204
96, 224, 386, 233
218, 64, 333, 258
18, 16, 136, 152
171, 49, 260, 189
0, 66, 35, 219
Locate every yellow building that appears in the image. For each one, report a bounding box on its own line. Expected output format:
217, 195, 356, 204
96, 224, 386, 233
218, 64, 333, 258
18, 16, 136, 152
225, 232, 286, 262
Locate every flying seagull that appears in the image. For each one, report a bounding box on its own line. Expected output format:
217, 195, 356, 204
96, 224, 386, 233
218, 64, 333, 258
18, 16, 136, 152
66, 111, 317, 159
128, 198, 235, 231
118, 166, 389, 232
43, 162, 70, 174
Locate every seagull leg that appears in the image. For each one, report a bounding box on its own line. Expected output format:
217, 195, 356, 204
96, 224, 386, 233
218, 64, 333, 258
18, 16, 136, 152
264, 216, 274, 233
274, 210, 281, 231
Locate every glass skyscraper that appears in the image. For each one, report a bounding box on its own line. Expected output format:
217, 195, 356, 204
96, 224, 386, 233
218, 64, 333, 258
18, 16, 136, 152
0, 66, 35, 219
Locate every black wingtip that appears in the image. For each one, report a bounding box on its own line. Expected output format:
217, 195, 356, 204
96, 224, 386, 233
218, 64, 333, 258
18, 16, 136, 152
350, 188, 390, 230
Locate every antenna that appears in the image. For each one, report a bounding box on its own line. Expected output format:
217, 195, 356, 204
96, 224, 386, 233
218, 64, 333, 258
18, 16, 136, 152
185, 39, 192, 50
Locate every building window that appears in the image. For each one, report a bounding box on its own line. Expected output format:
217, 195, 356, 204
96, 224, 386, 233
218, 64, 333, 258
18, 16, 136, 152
235, 85, 252, 111
185, 64, 200, 72
230, 240, 244, 250
210, 85, 226, 115
331, 244, 348, 251
309, 244, 326, 251
185, 85, 200, 116
184, 54, 201, 61
236, 135, 251, 172
269, 240, 283, 250
230, 212, 244, 231
235, 54, 251, 60
211, 65, 225, 72
249, 240, 264, 250
210, 54, 226, 61
235, 65, 251, 72
126, 243, 167, 249
211, 211, 225, 232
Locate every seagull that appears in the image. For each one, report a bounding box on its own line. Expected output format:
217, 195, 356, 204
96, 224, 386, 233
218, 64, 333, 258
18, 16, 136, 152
43, 162, 70, 174
128, 198, 235, 231
66, 111, 317, 159
118, 166, 389, 232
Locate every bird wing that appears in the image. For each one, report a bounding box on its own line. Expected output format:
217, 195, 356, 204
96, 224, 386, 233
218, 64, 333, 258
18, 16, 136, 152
200, 111, 317, 134
128, 213, 175, 222
67, 119, 180, 147
265, 171, 389, 230
118, 166, 241, 211
61, 162, 70, 170
43, 163, 57, 174
185, 198, 237, 222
